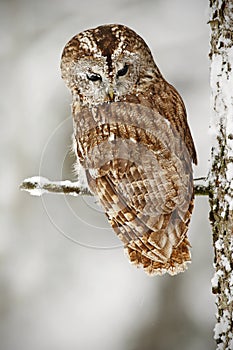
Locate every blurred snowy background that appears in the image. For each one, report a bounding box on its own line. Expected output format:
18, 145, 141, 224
0, 0, 215, 349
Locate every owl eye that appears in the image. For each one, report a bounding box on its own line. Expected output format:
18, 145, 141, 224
86, 73, 102, 82
117, 64, 129, 77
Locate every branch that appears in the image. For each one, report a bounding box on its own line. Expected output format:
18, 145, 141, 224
20, 176, 92, 196
193, 177, 210, 196
20, 176, 209, 197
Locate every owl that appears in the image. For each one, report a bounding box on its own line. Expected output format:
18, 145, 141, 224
60, 24, 197, 275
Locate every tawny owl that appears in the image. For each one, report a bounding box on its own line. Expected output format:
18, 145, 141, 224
60, 24, 197, 275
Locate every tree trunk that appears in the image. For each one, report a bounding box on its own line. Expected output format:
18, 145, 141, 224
209, 1, 233, 349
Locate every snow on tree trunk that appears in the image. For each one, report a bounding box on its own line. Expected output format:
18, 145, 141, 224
209, 1, 233, 349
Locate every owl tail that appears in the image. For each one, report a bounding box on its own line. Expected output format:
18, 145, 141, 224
126, 237, 191, 276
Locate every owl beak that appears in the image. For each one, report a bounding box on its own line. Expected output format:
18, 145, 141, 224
107, 87, 115, 102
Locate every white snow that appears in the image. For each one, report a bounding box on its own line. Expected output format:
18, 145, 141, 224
214, 310, 232, 341
225, 194, 233, 210
22, 176, 81, 197
211, 273, 219, 289
215, 238, 224, 250
23, 176, 50, 196
221, 256, 231, 272
226, 163, 233, 184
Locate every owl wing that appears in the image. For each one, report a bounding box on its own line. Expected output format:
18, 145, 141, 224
76, 102, 194, 275
86, 144, 192, 275
151, 81, 197, 165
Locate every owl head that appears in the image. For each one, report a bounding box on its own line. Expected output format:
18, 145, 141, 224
61, 24, 162, 106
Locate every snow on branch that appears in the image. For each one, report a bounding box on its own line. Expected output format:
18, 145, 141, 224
20, 176, 209, 197
20, 176, 92, 197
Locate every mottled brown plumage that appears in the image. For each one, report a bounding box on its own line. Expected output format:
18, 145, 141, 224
61, 24, 197, 275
